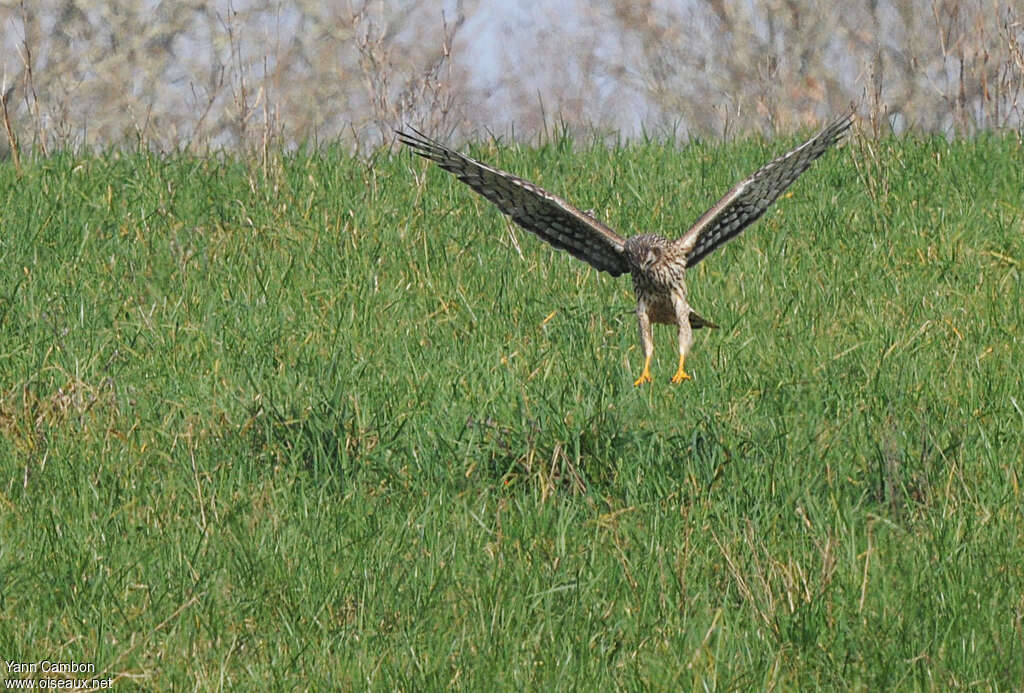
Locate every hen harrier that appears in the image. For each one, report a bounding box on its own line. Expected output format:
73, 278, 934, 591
398, 115, 852, 385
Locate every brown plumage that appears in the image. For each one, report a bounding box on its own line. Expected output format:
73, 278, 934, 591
398, 115, 852, 384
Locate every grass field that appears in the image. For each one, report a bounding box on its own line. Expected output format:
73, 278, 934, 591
1, 129, 1022, 690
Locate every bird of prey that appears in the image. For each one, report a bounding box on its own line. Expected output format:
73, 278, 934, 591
398, 115, 852, 385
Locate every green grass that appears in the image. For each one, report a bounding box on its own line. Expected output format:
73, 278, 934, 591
0, 130, 1022, 690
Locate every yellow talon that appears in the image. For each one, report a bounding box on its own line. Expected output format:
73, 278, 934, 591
670, 355, 691, 384
633, 355, 653, 386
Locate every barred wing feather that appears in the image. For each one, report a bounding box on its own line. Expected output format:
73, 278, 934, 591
677, 114, 853, 268
398, 128, 630, 276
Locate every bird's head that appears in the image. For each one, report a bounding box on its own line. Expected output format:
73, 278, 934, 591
623, 234, 669, 272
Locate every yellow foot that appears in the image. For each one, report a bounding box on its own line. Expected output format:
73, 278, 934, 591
670, 355, 691, 383
633, 354, 653, 387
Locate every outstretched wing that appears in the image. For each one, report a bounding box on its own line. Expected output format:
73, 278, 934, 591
397, 128, 630, 277
677, 114, 853, 268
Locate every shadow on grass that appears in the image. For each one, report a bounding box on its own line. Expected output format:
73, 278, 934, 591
246, 389, 408, 490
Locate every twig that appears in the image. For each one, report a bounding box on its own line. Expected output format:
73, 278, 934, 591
1, 74, 20, 174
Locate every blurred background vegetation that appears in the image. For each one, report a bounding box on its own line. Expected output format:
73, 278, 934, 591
1, 0, 1022, 157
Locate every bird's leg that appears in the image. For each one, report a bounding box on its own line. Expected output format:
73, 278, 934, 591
671, 299, 694, 384
634, 301, 654, 386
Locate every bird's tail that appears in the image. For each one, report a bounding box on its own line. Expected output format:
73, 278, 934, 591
688, 310, 719, 329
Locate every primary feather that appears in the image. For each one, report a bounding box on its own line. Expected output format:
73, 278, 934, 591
397, 128, 629, 276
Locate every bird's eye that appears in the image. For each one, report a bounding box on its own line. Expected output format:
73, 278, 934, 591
645, 249, 659, 266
